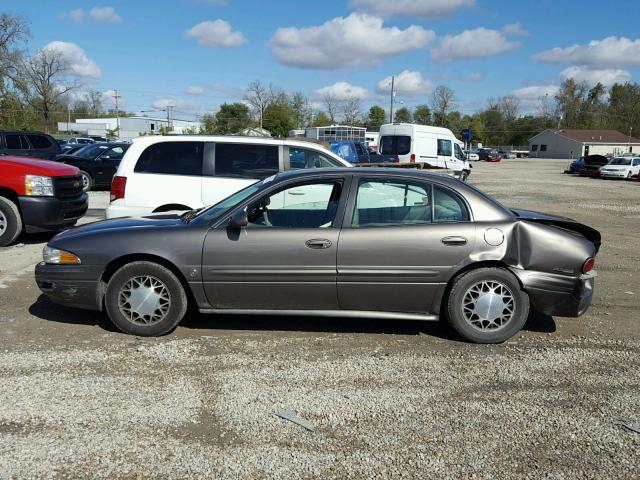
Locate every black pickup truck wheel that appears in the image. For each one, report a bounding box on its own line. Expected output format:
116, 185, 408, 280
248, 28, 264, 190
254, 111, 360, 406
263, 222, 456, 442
0, 196, 23, 247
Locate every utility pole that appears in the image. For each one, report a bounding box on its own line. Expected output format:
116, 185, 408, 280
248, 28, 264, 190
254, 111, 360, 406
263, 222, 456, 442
629, 126, 633, 153
165, 104, 175, 132
67, 105, 71, 132
112, 89, 122, 139
389, 76, 395, 123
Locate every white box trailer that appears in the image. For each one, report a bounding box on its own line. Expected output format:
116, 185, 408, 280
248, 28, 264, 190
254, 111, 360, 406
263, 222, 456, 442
378, 123, 471, 180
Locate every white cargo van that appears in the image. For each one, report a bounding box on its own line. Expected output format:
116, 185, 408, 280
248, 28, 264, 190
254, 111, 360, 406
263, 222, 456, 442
378, 123, 471, 181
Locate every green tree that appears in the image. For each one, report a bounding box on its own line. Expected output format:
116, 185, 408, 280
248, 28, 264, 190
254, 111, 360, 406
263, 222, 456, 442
367, 105, 386, 130
290, 92, 311, 129
393, 106, 412, 123
263, 100, 296, 137
200, 113, 216, 134
555, 78, 588, 129
215, 102, 251, 134
312, 111, 331, 127
413, 104, 431, 125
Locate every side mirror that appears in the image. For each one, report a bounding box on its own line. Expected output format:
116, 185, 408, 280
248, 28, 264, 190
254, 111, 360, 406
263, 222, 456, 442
228, 208, 248, 229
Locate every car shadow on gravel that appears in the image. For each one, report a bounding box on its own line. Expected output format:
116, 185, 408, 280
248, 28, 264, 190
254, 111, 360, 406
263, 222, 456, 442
29, 295, 117, 332
16, 231, 57, 245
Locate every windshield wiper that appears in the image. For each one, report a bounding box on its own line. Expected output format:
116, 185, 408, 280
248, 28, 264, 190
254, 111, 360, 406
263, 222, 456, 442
180, 208, 202, 223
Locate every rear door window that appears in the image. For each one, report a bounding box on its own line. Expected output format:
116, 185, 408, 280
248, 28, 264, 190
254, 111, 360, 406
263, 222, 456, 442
380, 136, 411, 155
433, 186, 469, 222
134, 141, 204, 175
214, 143, 278, 179
26, 134, 53, 149
5, 134, 29, 150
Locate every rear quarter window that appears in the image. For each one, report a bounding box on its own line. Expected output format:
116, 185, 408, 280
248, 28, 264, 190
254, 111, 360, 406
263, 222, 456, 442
27, 134, 53, 149
134, 141, 204, 175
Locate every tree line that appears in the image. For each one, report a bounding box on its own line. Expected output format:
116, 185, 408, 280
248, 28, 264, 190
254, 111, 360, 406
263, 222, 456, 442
2, 12, 639, 144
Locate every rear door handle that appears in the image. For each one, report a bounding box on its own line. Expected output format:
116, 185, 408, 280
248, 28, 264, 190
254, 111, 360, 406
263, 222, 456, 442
441, 236, 467, 246
305, 239, 332, 249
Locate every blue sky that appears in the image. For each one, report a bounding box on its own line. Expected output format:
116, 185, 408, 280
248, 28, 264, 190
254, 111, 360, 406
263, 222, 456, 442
6, 0, 640, 119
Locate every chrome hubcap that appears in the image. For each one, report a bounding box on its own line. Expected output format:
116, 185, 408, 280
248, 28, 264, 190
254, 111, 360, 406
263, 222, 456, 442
81, 174, 90, 190
463, 281, 515, 331
118, 276, 171, 325
0, 211, 6, 234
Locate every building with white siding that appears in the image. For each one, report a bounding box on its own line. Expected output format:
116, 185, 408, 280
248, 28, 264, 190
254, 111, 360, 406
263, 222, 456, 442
58, 116, 202, 141
529, 129, 640, 159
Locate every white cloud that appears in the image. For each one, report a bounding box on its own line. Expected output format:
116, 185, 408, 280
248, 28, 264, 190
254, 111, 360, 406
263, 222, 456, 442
377, 70, 433, 97
502, 22, 528, 36
63, 8, 85, 22
560, 66, 631, 87
185, 85, 207, 95
431, 27, 520, 62
464, 72, 482, 82
351, 0, 475, 19
316, 82, 369, 100
269, 13, 435, 69
186, 20, 247, 48
101, 89, 125, 109
42, 41, 101, 78
89, 7, 122, 23
152, 98, 199, 111
510, 84, 560, 110
534, 37, 640, 68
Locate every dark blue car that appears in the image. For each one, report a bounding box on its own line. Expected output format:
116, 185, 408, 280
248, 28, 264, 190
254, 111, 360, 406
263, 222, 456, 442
330, 141, 384, 164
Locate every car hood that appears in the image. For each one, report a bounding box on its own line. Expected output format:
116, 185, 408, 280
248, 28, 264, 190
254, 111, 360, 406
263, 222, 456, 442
51, 214, 184, 242
512, 209, 601, 253
601, 165, 630, 170
0, 156, 78, 176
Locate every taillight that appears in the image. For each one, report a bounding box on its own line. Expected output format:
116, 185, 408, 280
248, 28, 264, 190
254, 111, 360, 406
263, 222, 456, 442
410, 153, 416, 162
110, 176, 127, 202
582, 258, 595, 274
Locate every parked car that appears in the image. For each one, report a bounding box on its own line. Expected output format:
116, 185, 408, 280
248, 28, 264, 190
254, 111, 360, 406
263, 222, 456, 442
378, 123, 471, 181
564, 157, 585, 174
36, 168, 600, 343
599, 156, 640, 180
53, 145, 84, 160
465, 150, 479, 161
66, 137, 95, 146
498, 150, 517, 159
0, 131, 61, 160
0, 156, 88, 246
89, 136, 108, 142
330, 141, 375, 164
478, 149, 502, 162
106, 136, 351, 219
55, 143, 130, 192
578, 155, 609, 177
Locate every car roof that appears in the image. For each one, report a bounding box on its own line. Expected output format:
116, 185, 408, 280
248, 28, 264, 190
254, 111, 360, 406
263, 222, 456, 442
271, 166, 461, 185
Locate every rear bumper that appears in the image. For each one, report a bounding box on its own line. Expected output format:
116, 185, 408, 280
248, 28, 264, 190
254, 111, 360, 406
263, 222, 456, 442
105, 203, 153, 219
35, 263, 104, 311
19, 194, 88, 232
512, 269, 595, 317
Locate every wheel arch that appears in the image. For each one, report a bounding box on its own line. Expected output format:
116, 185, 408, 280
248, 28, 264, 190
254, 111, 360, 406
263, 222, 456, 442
0, 187, 21, 210
99, 253, 195, 310
436, 260, 523, 317
152, 204, 192, 213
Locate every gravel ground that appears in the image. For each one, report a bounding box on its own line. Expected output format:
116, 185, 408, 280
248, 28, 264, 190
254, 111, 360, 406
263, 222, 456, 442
0, 161, 638, 479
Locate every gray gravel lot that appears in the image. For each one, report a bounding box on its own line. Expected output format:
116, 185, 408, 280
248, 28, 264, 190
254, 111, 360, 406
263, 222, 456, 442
0, 162, 638, 479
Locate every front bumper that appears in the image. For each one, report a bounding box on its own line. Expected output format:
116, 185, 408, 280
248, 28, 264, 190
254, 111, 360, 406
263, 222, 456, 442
19, 194, 88, 232
35, 263, 104, 311
600, 170, 629, 178
512, 269, 595, 317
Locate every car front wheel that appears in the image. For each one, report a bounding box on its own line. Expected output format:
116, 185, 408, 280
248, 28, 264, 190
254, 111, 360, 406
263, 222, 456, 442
79, 170, 93, 192
446, 267, 529, 343
105, 261, 188, 336
0, 197, 23, 247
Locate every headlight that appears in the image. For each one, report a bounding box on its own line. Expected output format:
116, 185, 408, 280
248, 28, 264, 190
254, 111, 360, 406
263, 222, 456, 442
25, 175, 54, 196
43, 246, 81, 264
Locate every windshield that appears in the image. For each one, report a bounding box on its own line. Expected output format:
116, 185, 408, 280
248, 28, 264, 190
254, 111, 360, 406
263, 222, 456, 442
609, 157, 632, 165
194, 181, 264, 223
73, 144, 109, 159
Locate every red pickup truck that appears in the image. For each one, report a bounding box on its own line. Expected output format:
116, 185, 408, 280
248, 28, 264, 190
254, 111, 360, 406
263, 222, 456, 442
0, 156, 88, 246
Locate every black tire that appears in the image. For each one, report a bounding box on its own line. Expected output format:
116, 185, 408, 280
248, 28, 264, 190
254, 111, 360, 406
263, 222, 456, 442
446, 267, 529, 343
79, 170, 93, 192
460, 170, 469, 182
0, 196, 22, 247
105, 261, 188, 336
626, 172, 632, 180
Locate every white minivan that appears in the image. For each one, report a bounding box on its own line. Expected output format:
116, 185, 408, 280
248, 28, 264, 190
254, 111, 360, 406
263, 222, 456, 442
378, 123, 471, 181
106, 136, 351, 219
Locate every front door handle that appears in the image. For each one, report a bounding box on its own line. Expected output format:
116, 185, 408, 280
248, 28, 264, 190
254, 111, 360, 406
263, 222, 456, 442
305, 238, 332, 249
441, 236, 467, 246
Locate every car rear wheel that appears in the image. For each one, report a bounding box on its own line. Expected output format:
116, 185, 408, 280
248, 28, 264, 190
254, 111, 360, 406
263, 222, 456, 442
0, 197, 22, 247
446, 267, 529, 343
79, 170, 93, 192
105, 261, 188, 336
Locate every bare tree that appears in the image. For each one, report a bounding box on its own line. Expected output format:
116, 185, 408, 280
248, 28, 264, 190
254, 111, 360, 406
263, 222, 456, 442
86, 89, 103, 115
321, 92, 340, 124
431, 85, 455, 126
499, 95, 520, 122
0, 13, 30, 86
342, 96, 362, 125
21, 47, 79, 130
244, 80, 273, 128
